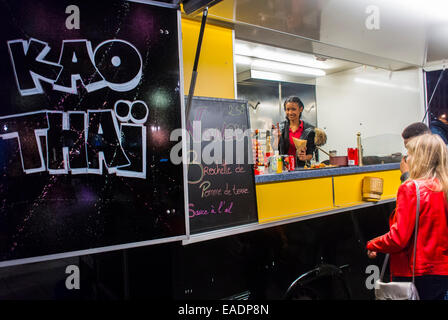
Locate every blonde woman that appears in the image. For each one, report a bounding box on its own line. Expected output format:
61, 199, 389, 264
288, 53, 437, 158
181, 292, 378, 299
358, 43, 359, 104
367, 134, 448, 300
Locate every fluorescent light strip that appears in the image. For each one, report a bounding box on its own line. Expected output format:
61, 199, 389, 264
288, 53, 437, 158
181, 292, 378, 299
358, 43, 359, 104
236, 55, 325, 77
250, 70, 284, 82
235, 42, 329, 69
251, 59, 325, 76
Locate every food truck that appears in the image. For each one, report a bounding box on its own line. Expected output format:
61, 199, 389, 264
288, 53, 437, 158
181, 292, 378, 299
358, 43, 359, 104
0, 0, 447, 300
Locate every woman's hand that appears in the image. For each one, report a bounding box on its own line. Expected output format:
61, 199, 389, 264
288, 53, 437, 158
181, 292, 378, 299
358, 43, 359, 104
400, 156, 409, 174
297, 148, 307, 161
367, 250, 377, 259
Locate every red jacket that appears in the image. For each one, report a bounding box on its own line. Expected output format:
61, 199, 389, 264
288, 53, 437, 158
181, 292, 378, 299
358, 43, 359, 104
366, 178, 448, 277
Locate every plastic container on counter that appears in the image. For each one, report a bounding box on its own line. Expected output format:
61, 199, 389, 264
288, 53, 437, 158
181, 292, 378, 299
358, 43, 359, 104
347, 148, 359, 166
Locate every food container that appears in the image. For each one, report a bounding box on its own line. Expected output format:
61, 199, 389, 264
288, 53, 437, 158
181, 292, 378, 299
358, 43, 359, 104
318, 148, 348, 166
276, 156, 283, 173
362, 176, 384, 201
282, 155, 290, 172
288, 155, 295, 171
347, 148, 359, 166
270, 151, 279, 173
292, 137, 307, 153
329, 156, 348, 166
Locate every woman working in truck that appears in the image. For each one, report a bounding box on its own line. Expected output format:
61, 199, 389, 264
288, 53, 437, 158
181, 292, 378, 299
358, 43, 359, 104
278, 96, 316, 168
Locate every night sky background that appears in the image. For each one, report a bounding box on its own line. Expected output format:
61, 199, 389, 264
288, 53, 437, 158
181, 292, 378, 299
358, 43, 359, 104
0, 0, 186, 263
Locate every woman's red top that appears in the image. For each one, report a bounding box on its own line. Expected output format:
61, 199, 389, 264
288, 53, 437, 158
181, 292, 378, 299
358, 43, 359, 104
287, 121, 304, 156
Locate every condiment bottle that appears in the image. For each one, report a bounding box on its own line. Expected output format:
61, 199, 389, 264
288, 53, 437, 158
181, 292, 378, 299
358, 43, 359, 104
253, 129, 260, 169
265, 130, 272, 169
271, 150, 279, 172
265, 130, 273, 158
357, 132, 363, 166
276, 153, 283, 173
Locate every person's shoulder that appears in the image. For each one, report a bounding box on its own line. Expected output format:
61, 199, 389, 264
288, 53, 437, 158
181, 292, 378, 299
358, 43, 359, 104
431, 123, 443, 132
401, 179, 414, 187
302, 121, 315, 129
399, 179, 416, 194
400, 178, 430, 194
279, 121, 288, 130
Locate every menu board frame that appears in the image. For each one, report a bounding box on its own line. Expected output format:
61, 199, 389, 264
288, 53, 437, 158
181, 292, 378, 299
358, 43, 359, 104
186, 96, 259, 235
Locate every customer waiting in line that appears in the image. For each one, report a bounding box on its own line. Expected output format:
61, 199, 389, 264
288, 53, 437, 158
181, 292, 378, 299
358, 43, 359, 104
367, 134, 448, 300
430, 110, 448, 145
400, 122, 430, 183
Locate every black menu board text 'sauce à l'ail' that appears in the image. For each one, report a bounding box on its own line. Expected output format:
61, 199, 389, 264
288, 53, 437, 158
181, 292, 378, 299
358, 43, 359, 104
186, 97, 258, 234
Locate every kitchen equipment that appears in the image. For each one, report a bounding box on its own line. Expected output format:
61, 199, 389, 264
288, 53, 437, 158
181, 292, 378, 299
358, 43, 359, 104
330, 156, 348, 166
317, 147, 348, 166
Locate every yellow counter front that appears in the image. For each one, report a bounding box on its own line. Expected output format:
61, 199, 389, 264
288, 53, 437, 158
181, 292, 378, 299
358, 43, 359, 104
255, 164, 401, 224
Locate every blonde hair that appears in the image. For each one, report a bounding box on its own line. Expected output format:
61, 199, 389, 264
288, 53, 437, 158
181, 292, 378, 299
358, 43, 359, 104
406, 133, 448, 198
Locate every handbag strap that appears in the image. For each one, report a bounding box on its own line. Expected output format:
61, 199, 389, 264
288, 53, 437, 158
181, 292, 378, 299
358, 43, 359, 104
411, 180, 420, 282
380, 180, 421, 283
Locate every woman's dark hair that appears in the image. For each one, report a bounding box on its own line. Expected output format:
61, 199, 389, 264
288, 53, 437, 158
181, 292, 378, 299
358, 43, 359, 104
284, 96, 304, 122
401, 122, 430, 140
284, 96, 304, 110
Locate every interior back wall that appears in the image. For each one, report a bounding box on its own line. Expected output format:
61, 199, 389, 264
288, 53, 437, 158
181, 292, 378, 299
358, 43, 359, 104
316, 66, 425, 160
237, 81, 317, 131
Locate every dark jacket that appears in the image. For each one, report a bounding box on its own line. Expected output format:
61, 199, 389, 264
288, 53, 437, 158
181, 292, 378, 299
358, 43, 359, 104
279, 120, 315, 167
400, 171, 410, 183
431, 119, 448, 144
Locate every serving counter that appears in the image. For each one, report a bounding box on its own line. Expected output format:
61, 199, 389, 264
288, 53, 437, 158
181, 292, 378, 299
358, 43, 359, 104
255, 163, 401, 224
183, 163, 400, 244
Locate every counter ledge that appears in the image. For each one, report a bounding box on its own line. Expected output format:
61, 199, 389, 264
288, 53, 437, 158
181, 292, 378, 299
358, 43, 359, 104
255, 163, 400, 184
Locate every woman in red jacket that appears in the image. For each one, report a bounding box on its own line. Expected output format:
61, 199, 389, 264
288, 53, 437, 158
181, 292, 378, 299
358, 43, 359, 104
367, 133, 448, 300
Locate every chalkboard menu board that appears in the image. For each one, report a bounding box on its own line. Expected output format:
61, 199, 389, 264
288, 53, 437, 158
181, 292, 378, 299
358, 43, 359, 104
186, 97, 258, 234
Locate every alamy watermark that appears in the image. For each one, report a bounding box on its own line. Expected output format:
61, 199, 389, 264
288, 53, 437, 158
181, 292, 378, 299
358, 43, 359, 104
170, 121, 271, 166
365, 5, 380, 30
65, 4, 80, 30
66, 5, 80, 30
365, 264, 380, 290
65, 264, 80, 290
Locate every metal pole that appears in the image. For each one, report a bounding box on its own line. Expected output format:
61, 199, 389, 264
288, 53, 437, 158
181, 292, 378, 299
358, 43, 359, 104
278, 82, 282, 124
422, 68, 445, 122
185, 7, 209, 117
